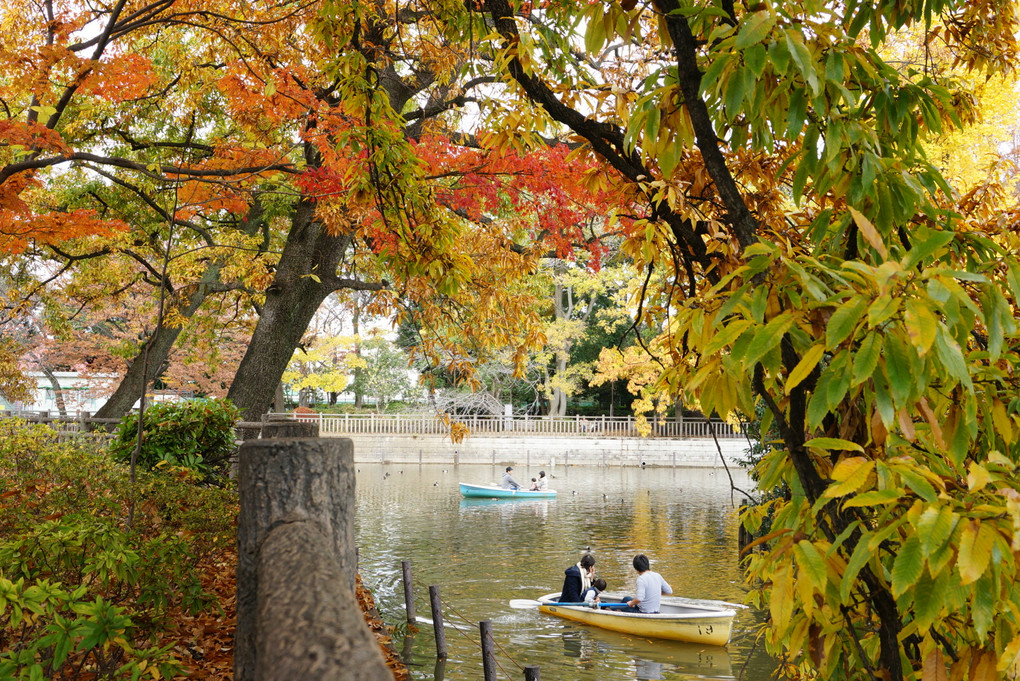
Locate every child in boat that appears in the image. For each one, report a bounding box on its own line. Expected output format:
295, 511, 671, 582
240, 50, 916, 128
530, 477, 539, 490
582, 578, 607, 607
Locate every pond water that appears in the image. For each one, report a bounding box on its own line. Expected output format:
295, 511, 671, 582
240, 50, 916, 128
355, 463, 776, 681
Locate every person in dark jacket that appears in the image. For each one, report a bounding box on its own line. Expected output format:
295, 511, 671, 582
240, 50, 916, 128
560, 553, 596, 603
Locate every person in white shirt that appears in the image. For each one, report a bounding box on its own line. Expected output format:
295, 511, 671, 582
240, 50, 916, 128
536, 470, 548, 490
625, 554, 672, 613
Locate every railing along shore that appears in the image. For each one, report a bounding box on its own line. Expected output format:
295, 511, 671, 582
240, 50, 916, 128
1, 409, 746, 440
273, 412, 746, 439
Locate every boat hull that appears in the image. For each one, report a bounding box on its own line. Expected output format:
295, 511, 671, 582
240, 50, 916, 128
537, 593, 734, 646
459, 483, 557, 499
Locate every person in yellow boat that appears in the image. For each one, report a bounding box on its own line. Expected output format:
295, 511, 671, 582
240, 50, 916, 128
623, 554, 673, 613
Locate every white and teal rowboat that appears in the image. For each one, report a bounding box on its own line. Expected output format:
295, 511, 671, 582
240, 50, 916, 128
458, 482, 557, 499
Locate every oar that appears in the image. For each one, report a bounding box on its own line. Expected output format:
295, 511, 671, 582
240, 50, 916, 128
509, 599, 630, 609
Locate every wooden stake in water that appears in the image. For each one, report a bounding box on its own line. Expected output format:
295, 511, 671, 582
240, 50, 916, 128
480, 620, 496, 681
429, 585, 447, 659
525, 665, 541, 681
402, 560, 416, 625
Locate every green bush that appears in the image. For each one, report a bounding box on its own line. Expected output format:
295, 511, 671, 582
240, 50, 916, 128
0, 418, 238, 680
109, 398, 241, 478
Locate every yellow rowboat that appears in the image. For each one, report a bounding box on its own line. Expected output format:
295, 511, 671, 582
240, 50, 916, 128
536, 592, 736, 646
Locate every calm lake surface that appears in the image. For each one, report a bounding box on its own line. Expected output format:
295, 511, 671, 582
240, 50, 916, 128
355, 463, 776, 681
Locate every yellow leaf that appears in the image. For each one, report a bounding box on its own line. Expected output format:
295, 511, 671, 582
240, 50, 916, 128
998, 634, 1020, 676
957, 520, 993, 585
824, 457, 875, 497
786, 343, 825, 393
904, 299, 938, 355
849, 207, 889, 259
770, 563, 795, 634
993, 398, 1013, 446
967, 462, 991, 493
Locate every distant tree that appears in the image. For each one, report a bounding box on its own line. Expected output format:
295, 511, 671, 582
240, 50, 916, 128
346, 334, 415, 413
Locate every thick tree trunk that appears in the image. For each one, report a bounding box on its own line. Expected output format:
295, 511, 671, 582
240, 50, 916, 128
95, 266, 222, 420
227, 199, 352, 422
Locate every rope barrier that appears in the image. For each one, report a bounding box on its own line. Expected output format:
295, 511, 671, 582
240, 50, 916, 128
409, 574, 528, 675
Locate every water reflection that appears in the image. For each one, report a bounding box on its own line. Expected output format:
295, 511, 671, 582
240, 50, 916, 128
355, 463, 774, 681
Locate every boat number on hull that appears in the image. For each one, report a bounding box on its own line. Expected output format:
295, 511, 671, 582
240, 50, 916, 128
696, 624, 714, 635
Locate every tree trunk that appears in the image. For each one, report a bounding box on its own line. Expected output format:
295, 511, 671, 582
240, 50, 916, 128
546, 264, 570, 417
95, 266, 222, 420
227, 198, 353, 422
274, 381, 285, 413
352, 303, 364, 409
41, 367, 67, 418
548, 352, 569, 417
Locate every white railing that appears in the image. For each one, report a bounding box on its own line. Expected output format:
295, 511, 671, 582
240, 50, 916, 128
1, 410, 747, 440
276, 412, 746, 439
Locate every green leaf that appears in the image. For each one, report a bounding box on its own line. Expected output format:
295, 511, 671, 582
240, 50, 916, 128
768, 38, 791, 75
867, 293, 899, 328
784, 30, 818, 94
786, 88, 808, 138
1005, 261, 1020, 306
794, 540, 829, 590
584, 5, 607, 52
806, 374, 831, 429
736, 10, 775, 49
898, 467, 937, 503
824, 51, 844, 83
841, 538, 874, 601
724, 65, 749, 112
744, 313, 795, 367
916, 506, 956, 558
911, 569, 941, 632
933, 330, 972, 389
883, 332, 913, 404
644, 104, 661, 143
700, 54, 732, 94
850, 332, 881, 386
744, 43, 767, 77
891, 534, 923, 598
704, 318, 753, 356
826, 294, 867, 348
972, 571, 996, 639
901, 230, 955, 270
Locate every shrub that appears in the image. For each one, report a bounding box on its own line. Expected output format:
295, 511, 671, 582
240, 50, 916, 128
109, 398, 241, 478
0, 419, 238, 680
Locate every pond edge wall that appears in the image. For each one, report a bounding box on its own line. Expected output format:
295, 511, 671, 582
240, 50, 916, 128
334, 434, 750, 467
